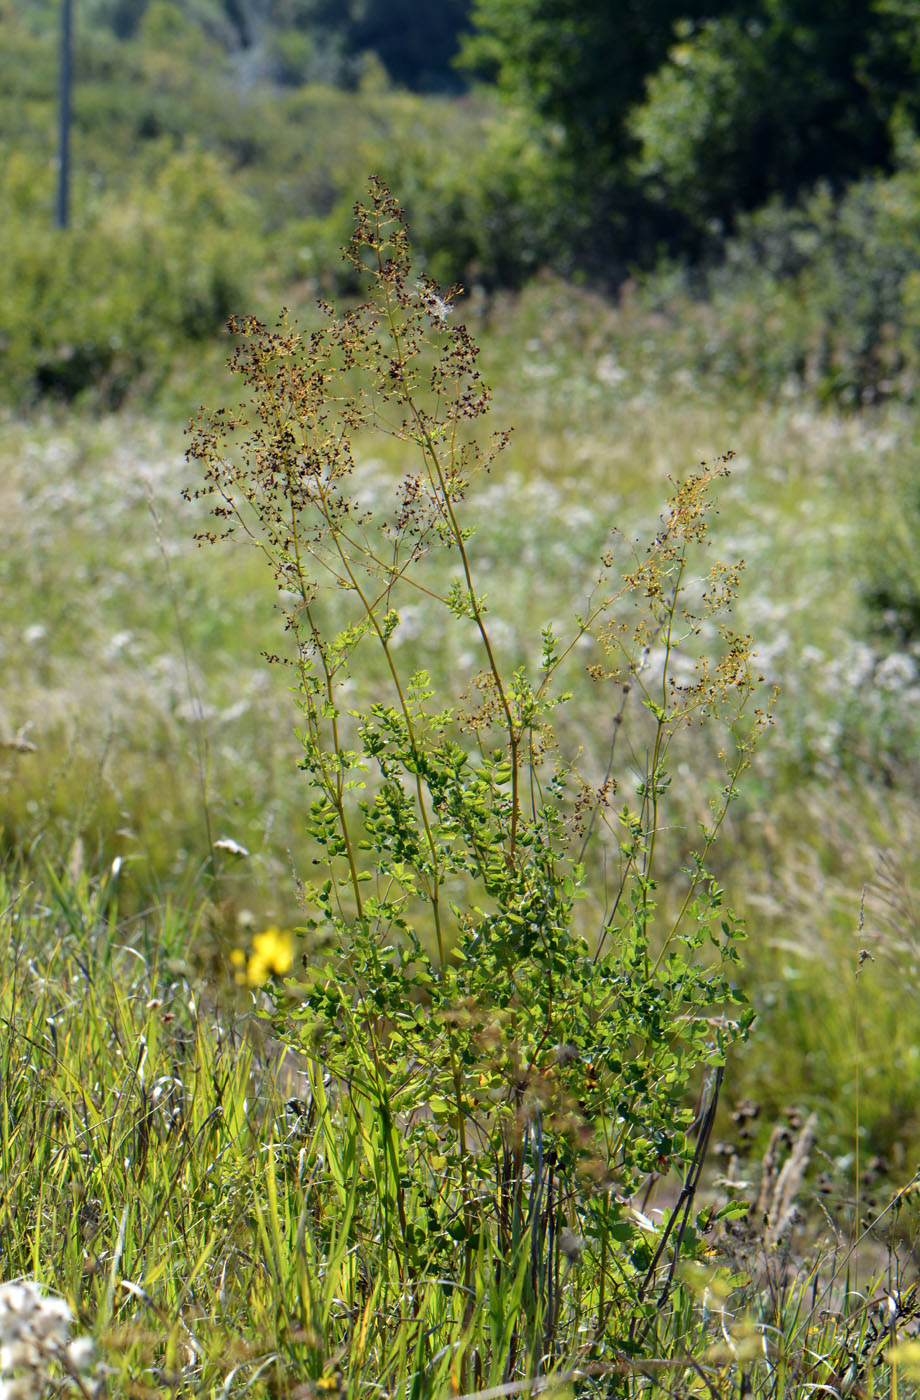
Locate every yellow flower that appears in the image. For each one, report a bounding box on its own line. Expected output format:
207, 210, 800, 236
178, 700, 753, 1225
232, 926, 294, 986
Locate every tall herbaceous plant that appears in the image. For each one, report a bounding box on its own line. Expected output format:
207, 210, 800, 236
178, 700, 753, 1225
186, 180, 769, 1371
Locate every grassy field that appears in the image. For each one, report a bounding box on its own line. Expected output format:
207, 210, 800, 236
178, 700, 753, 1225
4, 260, 920, 1397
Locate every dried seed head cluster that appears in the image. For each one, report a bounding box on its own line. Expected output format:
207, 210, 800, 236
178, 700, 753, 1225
184, 177, 503, 681
0, 1281, 100, 1400
586, 455, 762, 738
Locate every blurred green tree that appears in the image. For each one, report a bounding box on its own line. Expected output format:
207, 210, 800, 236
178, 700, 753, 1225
304, 0, 472, 90
463, 0, 920, 234
633, 1, 920, 226
460, 0, 733, 164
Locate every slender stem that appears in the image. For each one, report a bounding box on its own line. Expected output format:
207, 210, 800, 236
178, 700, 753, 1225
374, 241, 522, 864
269, 374, 367, 922
650, 715, 752, 978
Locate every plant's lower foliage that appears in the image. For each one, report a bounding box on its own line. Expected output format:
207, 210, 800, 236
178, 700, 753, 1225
186, 177, 767, 1383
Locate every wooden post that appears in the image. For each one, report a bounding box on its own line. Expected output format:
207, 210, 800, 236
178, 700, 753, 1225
56, 0, 73, 228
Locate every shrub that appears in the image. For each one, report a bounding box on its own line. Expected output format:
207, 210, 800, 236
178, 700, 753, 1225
638, 132, 920, 410
0, 149, 257, 406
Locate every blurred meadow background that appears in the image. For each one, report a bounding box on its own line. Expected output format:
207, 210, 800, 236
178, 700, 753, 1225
6, 2, 920, 1396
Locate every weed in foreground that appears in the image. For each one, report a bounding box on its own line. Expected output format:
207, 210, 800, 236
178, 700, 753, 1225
185, 178, 770, 1389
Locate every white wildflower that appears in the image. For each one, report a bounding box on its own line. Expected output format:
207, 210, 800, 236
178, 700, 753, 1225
213, 838, 250, 858
0, 1280, 99, 1398
875, 651, 917, 692
29, 1298, 70, 1344
65, 1338, 95, 1372
101, 630, 133, 661
0, 1378, 43, 1400
595, 353, 627, 388
0, 1347, 38, 1374
0, 1284, 42, 1318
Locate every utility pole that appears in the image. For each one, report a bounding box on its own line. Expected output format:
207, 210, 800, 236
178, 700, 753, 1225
56, 0, 73, 228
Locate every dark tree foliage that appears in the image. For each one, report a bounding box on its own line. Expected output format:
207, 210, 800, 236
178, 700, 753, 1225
460, 0, 736, 161
305, 0, 473, 90
464, 0, 920, 232
634, 0, 920, 223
